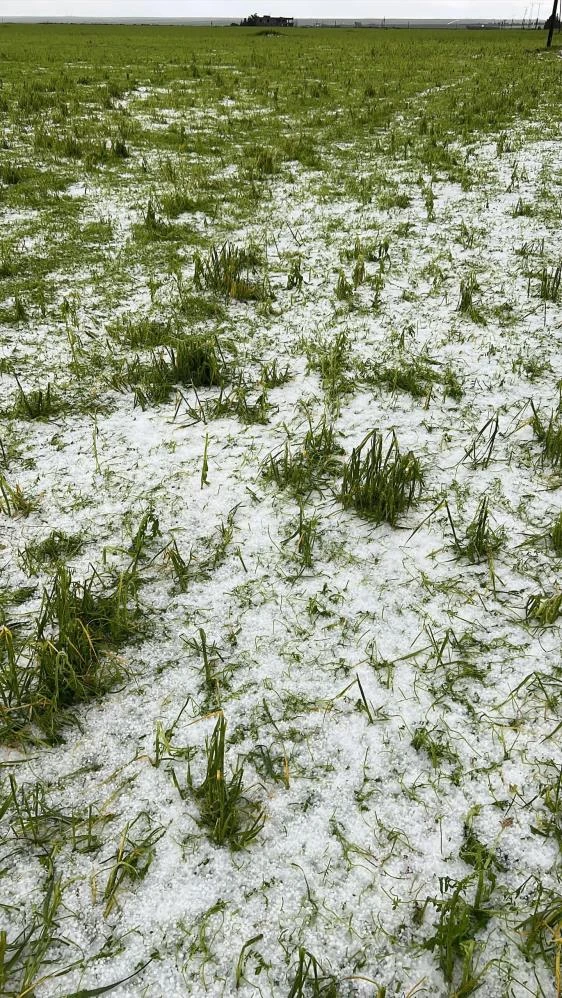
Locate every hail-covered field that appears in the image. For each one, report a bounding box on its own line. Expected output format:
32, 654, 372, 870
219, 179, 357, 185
1, 24, 562, 997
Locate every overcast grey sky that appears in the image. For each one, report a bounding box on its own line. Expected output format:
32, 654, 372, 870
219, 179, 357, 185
0, 0, 545, 20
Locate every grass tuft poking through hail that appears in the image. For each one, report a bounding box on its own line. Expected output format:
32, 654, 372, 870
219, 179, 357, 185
526, 591, 562, 627
287, 947, 338, 998
34, 565, 133, 728
457, 272, 486, 324
103, 812, 166, 918
193, 242, 268, 301
19, 530, 83, 575
108, 315, 177, 349
539, 263, 562, 303
519, 887, 562, 972
340, 429, 423, 525
448, 496, 505, 563
263, 414, 343, 498
115, 335, 226, 409
175, 714, 265, 850
304, 328, 351, 405
36, 563, 134, 663
551, 512, 562, 556
0, 861, 64, 996
0, 474, 38, 517
531, 402, 562, 467
0, 564, 136, 743
10, 378, 65, 421
421, 871, 494, 988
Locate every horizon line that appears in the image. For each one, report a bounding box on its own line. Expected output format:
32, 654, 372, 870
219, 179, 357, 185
0, 16, 538, 25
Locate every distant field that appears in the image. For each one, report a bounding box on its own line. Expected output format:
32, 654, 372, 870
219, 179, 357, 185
1, 24, 562, 997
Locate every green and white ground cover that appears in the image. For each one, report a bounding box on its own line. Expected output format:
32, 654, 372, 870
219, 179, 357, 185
1, 24, 562, 997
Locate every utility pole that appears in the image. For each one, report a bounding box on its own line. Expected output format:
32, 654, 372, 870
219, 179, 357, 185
547, 0, 558, 45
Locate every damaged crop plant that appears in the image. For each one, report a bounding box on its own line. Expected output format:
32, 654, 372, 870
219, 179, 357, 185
1, 18, 562, 998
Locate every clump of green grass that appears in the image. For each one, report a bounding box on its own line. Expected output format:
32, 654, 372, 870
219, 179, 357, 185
378, 360, 433, 398
9, 379, 64, 421
260, 358, 291, 388
0, 243, 20, 279
19, 530, 83, 575
464, 414, 499, 469
193, 242, 268, 301
551, 512, 562, 555
460, 821, 504, 877
231, 384, 271, 425
103, 813, 166, 917
0, 162, 29, 185
496, 131, 512, 155
303, 329, 351, 404
458, 220, 475, 248
127, 508, 161, 572
165, 539, 192, 592
379, 190, 411, 210
0, 474, 37, 517
0, 584, 36, 627
443, 365, 463, 402
512, 198, 534, 218
160, 189, 200, 218
180, 380, 271, 425
531, 402, 562, 467
360, 355, 463, 403
421, 872, 494, 987
263, 414, 343, 497
4, 774, 112, 851
165, 507, 237, 592
448, 497, 504, 563
286, 256, 304, 290
342, 235, 390, 267
1, 562, 136, 743
245, 145, 279, 178
176, 293, 226, 324
519, 886, 562, 971
512, 353, 550, 381
537, 769, 562, 852
34, 563, 133, 685
183, 626, 234, 709
0, 294, 28, 325
175, 715, 265, 850
411, 724, 460, 771
335, 269, 353, 300
526, 591, 562, 627
115, 336, 226, 408
108, 315, 177, 348
0, 844, 149, 989
0, 863, 64, 995
281, 134, 321, 170
82, 218, 114, 243
282, 506, 318, 570
359, 355, 434, 399
340, 429, 423, 525
457, 272, 485, 324
287, 947, 338, 997
133, 199, 183, 242
539, 263, 561, 303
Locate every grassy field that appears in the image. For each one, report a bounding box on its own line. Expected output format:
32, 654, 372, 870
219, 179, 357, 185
1, 22, 562, 997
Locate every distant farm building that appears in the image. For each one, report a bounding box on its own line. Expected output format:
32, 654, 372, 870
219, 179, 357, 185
240, 14, 294, 27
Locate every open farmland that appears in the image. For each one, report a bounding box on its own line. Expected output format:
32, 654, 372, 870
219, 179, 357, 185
1, 23, 562, 996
